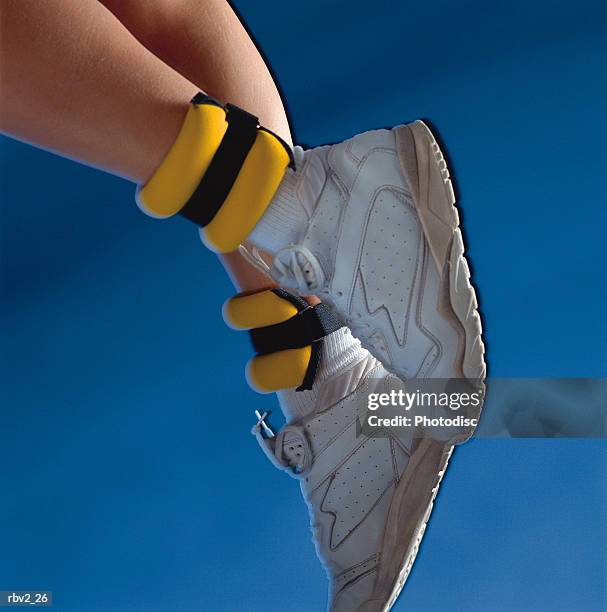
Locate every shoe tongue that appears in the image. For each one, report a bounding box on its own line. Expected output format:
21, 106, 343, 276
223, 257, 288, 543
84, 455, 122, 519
278, 387, 318, 422
295, 147, 326, 219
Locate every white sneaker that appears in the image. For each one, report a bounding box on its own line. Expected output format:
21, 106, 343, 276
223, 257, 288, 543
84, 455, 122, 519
253, 337, 454, 612
251, 121, 485, 401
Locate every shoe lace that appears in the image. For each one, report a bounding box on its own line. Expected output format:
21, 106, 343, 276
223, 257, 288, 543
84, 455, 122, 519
239, 245, 376, 349
239, 243, 326, 297
251, 410, 312, 476
272, 245, 327, 295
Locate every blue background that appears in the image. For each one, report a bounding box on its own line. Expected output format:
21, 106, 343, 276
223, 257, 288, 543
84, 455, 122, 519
1, 0, 606, 610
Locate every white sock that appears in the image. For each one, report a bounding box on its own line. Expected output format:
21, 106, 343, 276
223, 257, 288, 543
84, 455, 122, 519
248, 146, 321, 254
278, 327, 368, 421
316, 327, 366, 383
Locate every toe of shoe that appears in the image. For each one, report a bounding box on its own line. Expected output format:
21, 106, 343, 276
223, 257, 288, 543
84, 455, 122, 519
329, 570, 387, 612
355, 599, 387, 612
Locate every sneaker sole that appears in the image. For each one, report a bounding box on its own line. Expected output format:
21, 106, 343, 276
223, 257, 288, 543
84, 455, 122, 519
395, 120, 486, 387
370, 122, 487, 611
363, 439, 453, 612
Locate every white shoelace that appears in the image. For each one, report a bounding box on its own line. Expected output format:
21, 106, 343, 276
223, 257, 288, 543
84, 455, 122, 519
271, 245, 326, 294
239, 243, 326, 296
239, 245, 380, 358
251, 412, 312, 476
274, 426, 312, 474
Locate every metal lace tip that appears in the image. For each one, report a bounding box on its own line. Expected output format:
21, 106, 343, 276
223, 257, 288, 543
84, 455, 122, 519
254, 410, 275, 438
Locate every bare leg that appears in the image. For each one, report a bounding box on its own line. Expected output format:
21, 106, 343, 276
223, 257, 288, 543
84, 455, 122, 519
0, 0, 197, 182
97, 0, 300, 293
99, 0, 292, 147
0, 0, 293, 293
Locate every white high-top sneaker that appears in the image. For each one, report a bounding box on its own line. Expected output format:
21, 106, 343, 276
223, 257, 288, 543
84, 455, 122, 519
252, 332, 454, 612
141, 97, 485, 423
250, 121, 485, 395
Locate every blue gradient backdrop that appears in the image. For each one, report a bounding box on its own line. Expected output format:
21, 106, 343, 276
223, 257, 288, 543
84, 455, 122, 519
1, 1, 606, 610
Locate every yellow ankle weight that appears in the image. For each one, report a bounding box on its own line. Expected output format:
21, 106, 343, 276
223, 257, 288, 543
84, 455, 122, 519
136, 102, 227, 219
223, 289, 300, 330
223, 289, 342, 393
247, 347, 313, 394
136, 93, 292, 253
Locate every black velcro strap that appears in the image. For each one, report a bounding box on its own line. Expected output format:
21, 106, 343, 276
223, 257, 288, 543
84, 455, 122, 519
190, 92, 224, 108
250, 302, 342, 356
297, 342, 322, 392
179, 101, 259, 227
